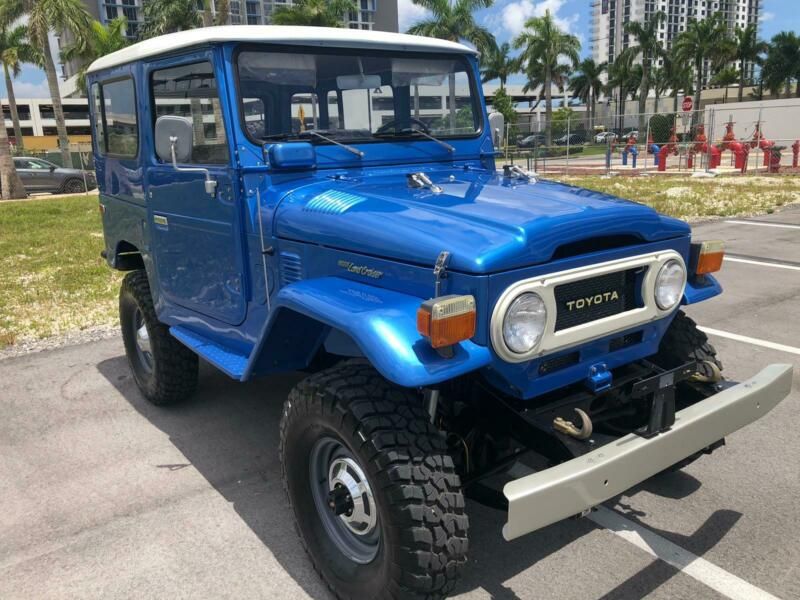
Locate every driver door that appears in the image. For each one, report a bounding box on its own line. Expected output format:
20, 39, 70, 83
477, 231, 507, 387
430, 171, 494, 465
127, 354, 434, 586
144, 55, 246, 326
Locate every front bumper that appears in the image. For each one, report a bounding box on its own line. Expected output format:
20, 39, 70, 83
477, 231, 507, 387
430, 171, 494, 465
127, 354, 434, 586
502, 363, 793, 540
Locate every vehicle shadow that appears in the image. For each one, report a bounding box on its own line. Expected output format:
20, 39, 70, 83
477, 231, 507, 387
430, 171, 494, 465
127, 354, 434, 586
96, 354, 738, 599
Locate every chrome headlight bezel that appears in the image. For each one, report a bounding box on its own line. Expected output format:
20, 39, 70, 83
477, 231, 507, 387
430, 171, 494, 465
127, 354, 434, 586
502, 292, 548, 354
654, 259, 687, 310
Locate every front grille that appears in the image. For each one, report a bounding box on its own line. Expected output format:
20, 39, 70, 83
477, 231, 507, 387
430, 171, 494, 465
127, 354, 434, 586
609, 330, 644, 351
554, 268, 641, 331
538, 351, 580, 375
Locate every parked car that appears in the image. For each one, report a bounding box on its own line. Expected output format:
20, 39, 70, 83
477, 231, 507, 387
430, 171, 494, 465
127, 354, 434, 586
622, 130, 639, 141
88, 26, 792, 600
12, 156, 96, 194
517, 133, 545, 148
554, 132, 585, 145
594, 131, 617, 144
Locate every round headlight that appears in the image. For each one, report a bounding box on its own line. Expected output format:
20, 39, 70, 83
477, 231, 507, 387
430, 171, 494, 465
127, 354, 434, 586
503, 293, 547, 354
655, 259, 686, 310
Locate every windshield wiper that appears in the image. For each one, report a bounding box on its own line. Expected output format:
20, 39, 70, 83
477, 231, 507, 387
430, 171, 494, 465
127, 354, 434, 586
300, 130, 364, 158
374, 127, 455, 154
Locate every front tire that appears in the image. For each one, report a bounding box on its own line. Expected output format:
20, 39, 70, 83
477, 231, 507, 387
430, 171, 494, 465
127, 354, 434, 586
654, 311, 723, 379
280, 361, 468, 600
119, 270, 198, 405
61, 178, 86, 194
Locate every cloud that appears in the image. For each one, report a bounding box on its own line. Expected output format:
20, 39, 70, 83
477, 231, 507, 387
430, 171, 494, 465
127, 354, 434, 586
398, 0, 430, 32
498, 0, 579, 39
5, 79, 50, 99
759, 11, 775, 22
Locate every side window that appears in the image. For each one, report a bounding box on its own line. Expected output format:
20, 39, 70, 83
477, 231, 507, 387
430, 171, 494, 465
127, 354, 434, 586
151, 62, 229, 164
100, 78, 138, 157
90, 83, 106, 152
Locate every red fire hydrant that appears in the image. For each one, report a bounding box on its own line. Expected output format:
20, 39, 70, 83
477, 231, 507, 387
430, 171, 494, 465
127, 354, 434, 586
792, 140, 800, 169
658, 127, 679, 172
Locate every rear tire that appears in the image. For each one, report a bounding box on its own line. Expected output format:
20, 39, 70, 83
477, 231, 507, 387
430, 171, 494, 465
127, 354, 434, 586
280, 361, 468, 600
119, 270, 198, 405
61, 178, 86, 194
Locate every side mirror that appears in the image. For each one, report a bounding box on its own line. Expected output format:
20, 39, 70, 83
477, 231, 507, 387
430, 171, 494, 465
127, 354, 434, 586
266, 142, 316, 171
154, 115, 217, 196
488, 112, 505, 148
49, 165, 56, 172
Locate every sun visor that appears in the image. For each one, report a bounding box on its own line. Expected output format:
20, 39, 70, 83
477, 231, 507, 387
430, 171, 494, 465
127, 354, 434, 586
238, 52, 317, 87
391, 59, 458, 87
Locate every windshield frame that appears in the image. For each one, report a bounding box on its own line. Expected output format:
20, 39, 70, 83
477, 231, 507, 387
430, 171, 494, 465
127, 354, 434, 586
232, 43, 485, 148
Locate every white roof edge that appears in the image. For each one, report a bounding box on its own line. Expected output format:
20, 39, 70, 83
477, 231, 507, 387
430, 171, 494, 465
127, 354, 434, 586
87, 25, 477, 74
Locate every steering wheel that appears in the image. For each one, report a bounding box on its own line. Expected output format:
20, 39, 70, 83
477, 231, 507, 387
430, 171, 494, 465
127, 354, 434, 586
376, 117, 430, 135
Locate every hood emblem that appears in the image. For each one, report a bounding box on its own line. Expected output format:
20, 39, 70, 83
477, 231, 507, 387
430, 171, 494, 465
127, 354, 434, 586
566, 291, 619, 311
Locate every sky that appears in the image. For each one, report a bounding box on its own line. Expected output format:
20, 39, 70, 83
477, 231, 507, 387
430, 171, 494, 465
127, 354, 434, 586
1, 0, 798, 99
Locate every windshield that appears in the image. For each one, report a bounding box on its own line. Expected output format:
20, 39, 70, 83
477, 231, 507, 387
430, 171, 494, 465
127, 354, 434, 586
236, 48, 482, 145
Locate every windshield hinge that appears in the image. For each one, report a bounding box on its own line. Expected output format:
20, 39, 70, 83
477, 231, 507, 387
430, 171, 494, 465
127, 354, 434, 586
408, 172, 443, 194
433, 250, 451, 297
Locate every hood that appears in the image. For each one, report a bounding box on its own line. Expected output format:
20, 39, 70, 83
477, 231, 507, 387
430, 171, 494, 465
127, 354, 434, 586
273, 169, 689, 274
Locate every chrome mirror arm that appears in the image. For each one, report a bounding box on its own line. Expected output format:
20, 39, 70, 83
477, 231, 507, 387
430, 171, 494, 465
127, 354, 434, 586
170, 136, 217, 195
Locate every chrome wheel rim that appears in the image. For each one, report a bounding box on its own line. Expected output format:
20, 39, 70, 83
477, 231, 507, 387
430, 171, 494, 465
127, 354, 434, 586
133, 309, 153, 373
309, 437, 380, 564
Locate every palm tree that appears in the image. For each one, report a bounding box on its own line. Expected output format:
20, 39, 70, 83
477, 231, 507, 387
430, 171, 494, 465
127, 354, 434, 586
513, 10, 580, 146
623, 10, 666, 133
570, 58, 606, 132
711, 66, 738, 103
139, 0, 203, 37
732, 24, 767, 102
0, 24, 40, 153
480, 41, 520, 91
673, 13, 733, 119
0, 122, 25, 199
61, 18, 129, 95
762, 31, 800, 98
1, 0, 92, 168
649, 66, 669, 113
408, 0, 495, 132
606, 52, 636, 134
522, 61, 569, 113
662, 50, 693, 112
271, 0, 358, 27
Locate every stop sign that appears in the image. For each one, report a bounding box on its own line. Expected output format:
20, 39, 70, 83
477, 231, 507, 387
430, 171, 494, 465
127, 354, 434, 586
682, 96, 693, 112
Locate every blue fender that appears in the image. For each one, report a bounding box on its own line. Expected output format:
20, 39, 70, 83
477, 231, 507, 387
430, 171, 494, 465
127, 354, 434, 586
682, 274, 722, 305
243, 277, 492, 388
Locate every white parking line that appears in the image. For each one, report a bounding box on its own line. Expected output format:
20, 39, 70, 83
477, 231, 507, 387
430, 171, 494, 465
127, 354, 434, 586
699, 327, 800, 356
725, 257, 800, 272
590, 507, 782, 600
725, 220, 800, 230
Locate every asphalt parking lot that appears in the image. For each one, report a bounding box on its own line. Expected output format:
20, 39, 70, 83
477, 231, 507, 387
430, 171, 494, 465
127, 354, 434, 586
2, 209, 799, 599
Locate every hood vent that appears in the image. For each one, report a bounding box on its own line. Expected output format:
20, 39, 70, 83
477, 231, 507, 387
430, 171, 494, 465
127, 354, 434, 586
304, 190, 365, 215
280, 252, 303, 285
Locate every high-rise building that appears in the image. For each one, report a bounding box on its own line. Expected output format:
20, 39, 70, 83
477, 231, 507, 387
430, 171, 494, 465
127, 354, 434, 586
87, 0, 398, 39
590, 0, 761, 87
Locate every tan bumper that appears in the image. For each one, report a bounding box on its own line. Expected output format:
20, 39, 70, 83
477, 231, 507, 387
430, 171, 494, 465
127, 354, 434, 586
502, 363, 794, 541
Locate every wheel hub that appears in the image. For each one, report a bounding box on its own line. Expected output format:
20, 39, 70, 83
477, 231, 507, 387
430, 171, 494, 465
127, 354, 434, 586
327, 457, 377, 536
133, 309, 153, 371
309, 438, 380, 564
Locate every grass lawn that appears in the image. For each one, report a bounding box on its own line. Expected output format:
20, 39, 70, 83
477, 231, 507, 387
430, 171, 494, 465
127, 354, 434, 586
556, 175, 800, 220
1, 175, 799, 349
0, 195, 120, 349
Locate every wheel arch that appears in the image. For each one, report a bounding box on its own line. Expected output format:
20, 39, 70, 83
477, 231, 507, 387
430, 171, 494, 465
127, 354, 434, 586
243, 277, 492, 387
111, 239, 146, 271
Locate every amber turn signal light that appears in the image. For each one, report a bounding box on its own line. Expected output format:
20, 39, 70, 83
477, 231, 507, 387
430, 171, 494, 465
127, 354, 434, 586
417, 295, 476, 349
692, 240, 725, 274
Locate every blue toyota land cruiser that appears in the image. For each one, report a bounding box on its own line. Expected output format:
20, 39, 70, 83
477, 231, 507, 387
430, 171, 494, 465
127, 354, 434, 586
87, 26, 792, 600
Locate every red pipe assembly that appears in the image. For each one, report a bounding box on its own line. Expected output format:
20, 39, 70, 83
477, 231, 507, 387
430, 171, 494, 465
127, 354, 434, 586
687, 125, 721, 170
792, 140, 799, 169
720, 120, 749, 173
657, 127, 679, 172
751, 123, 775, 169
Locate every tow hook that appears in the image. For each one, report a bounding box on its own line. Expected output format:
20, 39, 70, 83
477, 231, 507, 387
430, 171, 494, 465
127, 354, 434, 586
691, 360, 724, 383
553, 408, 593, 440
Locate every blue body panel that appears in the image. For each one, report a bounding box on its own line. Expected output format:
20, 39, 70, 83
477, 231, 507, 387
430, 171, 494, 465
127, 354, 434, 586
88, 39, 723, 400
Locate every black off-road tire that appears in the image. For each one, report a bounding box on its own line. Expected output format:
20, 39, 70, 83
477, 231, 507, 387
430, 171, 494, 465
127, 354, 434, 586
279, 360, 469, 600
652, 311, 724, 472
119, 270, 198, 405
61, 178, 86, 194
653, 310, 723, 378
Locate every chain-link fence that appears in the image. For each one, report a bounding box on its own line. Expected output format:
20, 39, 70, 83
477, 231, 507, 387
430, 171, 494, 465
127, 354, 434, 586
501, 101, 800, 177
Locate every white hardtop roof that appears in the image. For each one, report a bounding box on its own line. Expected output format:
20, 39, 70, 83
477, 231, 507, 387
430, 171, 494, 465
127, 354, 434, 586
87, 25, 477, 74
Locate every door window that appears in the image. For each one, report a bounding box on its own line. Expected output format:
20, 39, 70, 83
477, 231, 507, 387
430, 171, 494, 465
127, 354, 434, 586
151, 62, 229, 164
93, 78, 139, 157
